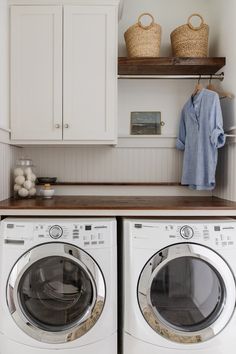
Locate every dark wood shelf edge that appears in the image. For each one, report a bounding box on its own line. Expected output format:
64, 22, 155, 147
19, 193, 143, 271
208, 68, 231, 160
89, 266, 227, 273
36, 182, 181, 186
118, 57, 226, 76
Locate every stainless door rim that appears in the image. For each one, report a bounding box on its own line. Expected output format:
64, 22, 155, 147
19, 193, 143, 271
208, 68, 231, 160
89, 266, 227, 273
7, 242, 106, 344
138, 243, 236, 344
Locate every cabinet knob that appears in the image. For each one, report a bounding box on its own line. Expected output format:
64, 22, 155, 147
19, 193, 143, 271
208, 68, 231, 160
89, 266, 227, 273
64, 124, 69, 128
55, 124, 60, 129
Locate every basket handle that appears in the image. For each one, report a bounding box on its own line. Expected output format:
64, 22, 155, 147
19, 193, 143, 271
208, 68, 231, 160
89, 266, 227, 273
138, 13, 155, 30
187, 14, 205, 31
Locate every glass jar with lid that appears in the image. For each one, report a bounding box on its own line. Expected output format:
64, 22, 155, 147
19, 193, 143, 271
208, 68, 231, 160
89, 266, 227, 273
13, 158, 37, 199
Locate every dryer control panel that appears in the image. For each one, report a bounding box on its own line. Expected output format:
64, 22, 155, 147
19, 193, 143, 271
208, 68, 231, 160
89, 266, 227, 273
131, 219, 236, 250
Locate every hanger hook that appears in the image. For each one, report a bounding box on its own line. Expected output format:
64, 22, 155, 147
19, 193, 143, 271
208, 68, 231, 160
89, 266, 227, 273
198, 75, 201, 84
209, 74, 212, 85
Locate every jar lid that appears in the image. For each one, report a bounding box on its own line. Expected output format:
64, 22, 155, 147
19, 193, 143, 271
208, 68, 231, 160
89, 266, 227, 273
16, 158, 34, 167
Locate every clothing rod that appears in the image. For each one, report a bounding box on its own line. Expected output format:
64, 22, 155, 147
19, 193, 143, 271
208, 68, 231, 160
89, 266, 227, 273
118, 73, 224, 81
225, 134, 236, 138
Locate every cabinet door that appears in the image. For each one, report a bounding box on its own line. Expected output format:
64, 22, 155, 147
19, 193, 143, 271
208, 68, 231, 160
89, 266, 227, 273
63, 6, 117, 142
11, 6, 62, 141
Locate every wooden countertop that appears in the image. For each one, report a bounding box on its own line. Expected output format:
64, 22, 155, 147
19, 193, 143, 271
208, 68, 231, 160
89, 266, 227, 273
0, 196, 236, 217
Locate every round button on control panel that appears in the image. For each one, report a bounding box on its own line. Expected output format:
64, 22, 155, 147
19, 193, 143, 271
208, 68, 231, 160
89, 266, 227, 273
180, 225, 194, 239
49, 225, 63, 239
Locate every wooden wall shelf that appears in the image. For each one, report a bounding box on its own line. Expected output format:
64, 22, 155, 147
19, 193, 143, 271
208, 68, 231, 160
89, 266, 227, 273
118, 57, 226, 76
36, 182, 181, 186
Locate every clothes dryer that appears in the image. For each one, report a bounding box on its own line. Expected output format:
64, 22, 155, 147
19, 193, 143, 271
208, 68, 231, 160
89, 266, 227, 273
122, 218, 236, 354
0, 218, 117, 354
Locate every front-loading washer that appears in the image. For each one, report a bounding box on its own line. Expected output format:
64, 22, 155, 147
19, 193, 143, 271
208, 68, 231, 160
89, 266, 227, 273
122, 218, 236, 354
0, 218, 117, 354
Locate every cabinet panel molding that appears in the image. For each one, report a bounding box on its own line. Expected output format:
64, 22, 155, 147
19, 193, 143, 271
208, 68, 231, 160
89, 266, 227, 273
63, 5, 117, 141
10, 4, 117, 144
11, 6, 63, 140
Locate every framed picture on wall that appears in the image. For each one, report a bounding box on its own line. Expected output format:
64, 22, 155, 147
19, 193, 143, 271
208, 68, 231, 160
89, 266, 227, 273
130, 111, 164, 135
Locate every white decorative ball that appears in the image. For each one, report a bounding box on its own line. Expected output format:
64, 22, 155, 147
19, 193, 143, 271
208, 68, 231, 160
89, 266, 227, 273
29, 187, 37, 196
14, 184, 21, 192
15, 175, 25, 185
23, 180, 33, 190
14, 168, 24, 177
18, 188, 29, 198
26, 174, 32, 181
30, 173, 37, 182
25, 167, 32, 175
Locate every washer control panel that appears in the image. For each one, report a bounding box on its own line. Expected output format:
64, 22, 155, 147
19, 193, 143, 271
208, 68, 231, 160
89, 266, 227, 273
2, 219, 115, 248
180, 226, 194, 239
33, 223, 111, 247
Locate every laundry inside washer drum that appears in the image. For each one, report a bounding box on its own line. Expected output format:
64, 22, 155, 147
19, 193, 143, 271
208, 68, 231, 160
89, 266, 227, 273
18, 256, 94, 332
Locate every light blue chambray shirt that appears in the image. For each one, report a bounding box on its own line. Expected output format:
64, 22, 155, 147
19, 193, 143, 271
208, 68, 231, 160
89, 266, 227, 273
176, 88, 225, 190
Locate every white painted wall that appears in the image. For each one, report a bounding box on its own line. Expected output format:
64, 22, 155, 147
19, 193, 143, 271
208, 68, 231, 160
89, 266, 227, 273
0, 143, 20, 201
118, 0, 217, 57
209, 0, 236, 132
212, 0, 236, 201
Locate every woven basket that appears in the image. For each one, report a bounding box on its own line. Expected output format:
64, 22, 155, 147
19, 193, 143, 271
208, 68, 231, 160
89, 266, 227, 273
170, 14, 209, 57
124, 13, 162, 57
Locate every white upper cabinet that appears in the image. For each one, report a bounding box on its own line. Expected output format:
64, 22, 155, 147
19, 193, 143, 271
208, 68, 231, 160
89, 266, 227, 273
11, 6, 63, 141
63, 6, 117, 142
10, 3, 118, 144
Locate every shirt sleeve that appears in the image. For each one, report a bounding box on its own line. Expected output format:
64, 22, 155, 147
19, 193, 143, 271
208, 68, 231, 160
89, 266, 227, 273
176, 110, 186, 151
210, 95, 225, 149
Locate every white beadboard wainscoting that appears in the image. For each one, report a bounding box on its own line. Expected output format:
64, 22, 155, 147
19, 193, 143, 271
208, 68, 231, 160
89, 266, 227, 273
23, 146, 183, 183
0, 143, 20, 201
215, 143, 236, 202
23, 146, 212, 197
35, 185, 211, 197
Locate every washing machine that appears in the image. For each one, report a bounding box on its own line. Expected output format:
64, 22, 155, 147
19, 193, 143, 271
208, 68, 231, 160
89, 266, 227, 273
0, 217, 117, 354
122, 218, 236, 354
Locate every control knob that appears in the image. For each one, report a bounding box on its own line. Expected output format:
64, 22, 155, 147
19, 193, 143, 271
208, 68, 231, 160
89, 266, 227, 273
180, 225, 194, 239
49, 225, 63, 239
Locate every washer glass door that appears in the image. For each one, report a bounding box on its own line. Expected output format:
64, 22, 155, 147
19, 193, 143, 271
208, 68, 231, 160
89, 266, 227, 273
19, 256, 93, 331
138, 243, 236, 344
7, 243, 105, 343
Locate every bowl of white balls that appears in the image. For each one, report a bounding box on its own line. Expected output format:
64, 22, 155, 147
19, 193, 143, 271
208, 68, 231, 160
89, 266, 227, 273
14, 158, 37, 199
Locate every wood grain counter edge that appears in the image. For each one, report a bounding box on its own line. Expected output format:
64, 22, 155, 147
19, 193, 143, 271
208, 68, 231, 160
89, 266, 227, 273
0, 197, 236, 215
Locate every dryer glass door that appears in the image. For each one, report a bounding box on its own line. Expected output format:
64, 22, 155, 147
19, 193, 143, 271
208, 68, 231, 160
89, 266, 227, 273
138, 243, 236, 343
149, 256, 224, 330
7, 243, 106, 343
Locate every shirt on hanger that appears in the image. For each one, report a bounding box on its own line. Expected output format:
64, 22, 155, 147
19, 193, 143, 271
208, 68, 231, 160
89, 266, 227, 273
176, 88, 225, 190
